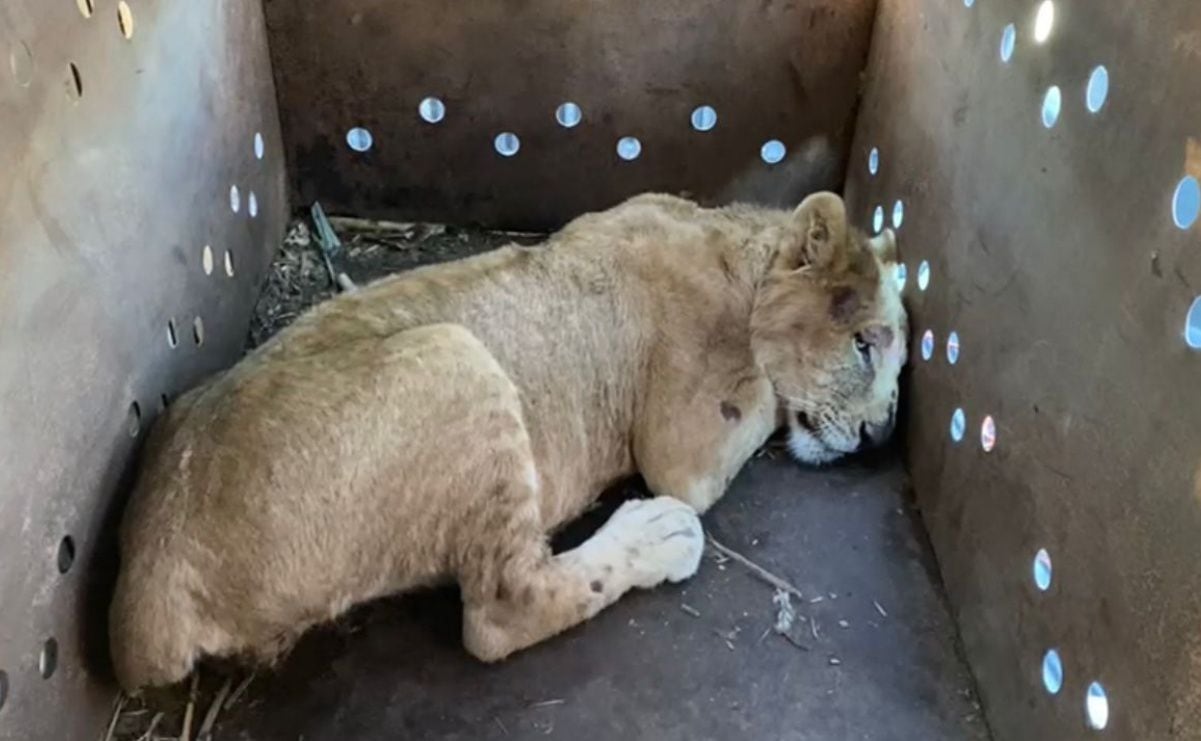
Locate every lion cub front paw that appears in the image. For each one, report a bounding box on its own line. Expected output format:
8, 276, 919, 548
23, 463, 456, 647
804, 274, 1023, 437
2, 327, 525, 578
596, 496, 704, 589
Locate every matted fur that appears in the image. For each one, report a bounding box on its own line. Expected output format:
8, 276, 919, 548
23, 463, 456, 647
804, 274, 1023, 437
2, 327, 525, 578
109, 192, 907, 691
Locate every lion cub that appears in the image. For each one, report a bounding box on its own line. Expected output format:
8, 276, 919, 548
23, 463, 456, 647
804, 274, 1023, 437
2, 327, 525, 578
110, 192, 906, 691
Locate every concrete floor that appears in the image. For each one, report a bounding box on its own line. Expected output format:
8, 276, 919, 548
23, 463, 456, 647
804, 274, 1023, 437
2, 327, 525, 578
213, 447, 990, 741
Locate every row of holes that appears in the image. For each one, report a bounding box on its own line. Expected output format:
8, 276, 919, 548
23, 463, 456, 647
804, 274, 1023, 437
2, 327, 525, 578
346, 100, 792, 165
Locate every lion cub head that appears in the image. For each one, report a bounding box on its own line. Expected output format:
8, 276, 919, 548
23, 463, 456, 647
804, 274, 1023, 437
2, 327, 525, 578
750, 192, 908, 465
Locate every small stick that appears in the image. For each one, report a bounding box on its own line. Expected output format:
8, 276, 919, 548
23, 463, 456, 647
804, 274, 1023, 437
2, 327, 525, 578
495, 717, 510, 736
226, 673, 256, 708
706, 536, 804, 601
102, 692, 127, 741
679, 604, 701, 618
136, 712, 163, 741
529, 699, 565, 709
779, 632, 811, 651
335, 272, 358, 292
197, 676, 234, 740
180, 673, 199, 741
874, 600, 889, 618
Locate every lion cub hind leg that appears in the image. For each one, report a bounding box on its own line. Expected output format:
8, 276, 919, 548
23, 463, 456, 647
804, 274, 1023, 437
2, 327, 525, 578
462, 496, 704, 662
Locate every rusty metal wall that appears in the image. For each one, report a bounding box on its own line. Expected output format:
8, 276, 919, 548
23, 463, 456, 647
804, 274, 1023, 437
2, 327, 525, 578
263, 0, 878, 231
845, 1, 1201, 739
0, 0, 286, 737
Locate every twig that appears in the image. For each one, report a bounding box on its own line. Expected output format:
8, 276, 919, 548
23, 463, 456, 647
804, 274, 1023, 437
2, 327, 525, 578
706, 536, 804, 600
180, 673, 199, 741
335, 272, 358, 292
136, 712, 163, 741
779, 632, 811, 651
494, 717, 510, 736
102, 692, 126, 741
529, 699, 565, 709
197, 676, 234, 740
873, 600, 889, 618
679, 604, 701, 618
226, 673, 256, 708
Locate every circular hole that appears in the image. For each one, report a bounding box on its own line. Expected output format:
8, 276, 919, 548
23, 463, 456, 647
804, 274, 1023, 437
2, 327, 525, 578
1034, 1, 1055, 43
555, 102, 582, 128
872, 206, 885, 234
917, 260, 931, 291
249, 191, 259, 219
254, 132, 265, 160
868, 147, 880, 175
1000, 23, 1017, 62
224, 250, 235, 277
117, 1, 134, 40
1086, 682, 1110, 730
127, 401, 141, 437
617, 136, 642, 161
346, 126, 374, 153
67, 62, 83, 100
760, 139, 786, 165
193, 316, 205, 346
166, 319, 178, 348
57, 536, 75, 575
981, 415, 996, 452
495, 132, 521, 157
895, 263, 908, 292
1042, 86, 1062, 128
1172, 176, 1200, 230
690, 105, 717, 132
920, 330, 935, 361
1086, 65, 1109, 113
418, 96, 446, 124
892, 200, 905, 229
0, 670, 8, 712
950, 408, 966, 443
946, 331, 960, 364
77, 0, 95, 19
1033, 548, 1053, 591
39, 638, 58, 679
229, 185, 240, 213
1042, 649, 1063, 694
201, 245, 214, 275
9, 41, 34, 88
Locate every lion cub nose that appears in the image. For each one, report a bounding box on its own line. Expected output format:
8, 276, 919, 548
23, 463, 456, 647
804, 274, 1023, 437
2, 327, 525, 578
858, 418, 895, 451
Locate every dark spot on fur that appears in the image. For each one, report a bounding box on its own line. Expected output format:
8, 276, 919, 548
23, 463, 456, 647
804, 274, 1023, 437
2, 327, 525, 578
626, 547, 640, 559
590, 580, 604, 594
830, 286, 861, 323
720, 401, 742, 422
495, 581, 510, 601
603, 564, 614, 575
547, 588, 557, 601
520, 585, 535, 606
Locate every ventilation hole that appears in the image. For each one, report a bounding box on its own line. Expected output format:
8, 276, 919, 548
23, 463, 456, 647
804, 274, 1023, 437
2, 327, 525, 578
1000, 23, 1016, 62
946, 331, 960, 364
690, 105, 717, 132
1033, 548, 1053, 591
964, 0, 974, 6
1172, 176, 1199, 230
224, 250, 235, 277
229, 185, 240, 213
0, 670, 7, 712
1034, 1, 1054, 43
495, 132, 520, 157
917, 260, 931, 291
192, 316, 205, 346
872, 206, 885, 234
950, 408, 966, 442
555, 102, 582, 128
117, 1, 134, 40
1042, 86, 1062, 128
346, 126, 373, 153
1086, 65, 1109, 113
760, 139, 786, 165
868, 147, 880, 175
9, 41, 33, 88
892, 200, 905, 229
77, 0, 94, 18
617, 136, 642, 161
166, 319, 178, 348
418, 96, 445, 124
1042, 649, 1063, 694
920, 330, 935, 361
248, 192, 258, 219
981, 415, 996, 451
57, 536, 75, 575
67, 62, 83, 100
201, 245, 214, 275
1086, 682, 1110, 730
39, 639, 58, 679
254, 132, 265, 160
895, 263, 908, 292
127, 401, 141, 437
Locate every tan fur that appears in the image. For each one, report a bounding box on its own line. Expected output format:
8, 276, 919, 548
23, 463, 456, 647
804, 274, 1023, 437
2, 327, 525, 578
109, 192, 907, 691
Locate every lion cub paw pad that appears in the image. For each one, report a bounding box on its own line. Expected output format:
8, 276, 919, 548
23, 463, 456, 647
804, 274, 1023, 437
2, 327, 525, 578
604, 497, 704, 587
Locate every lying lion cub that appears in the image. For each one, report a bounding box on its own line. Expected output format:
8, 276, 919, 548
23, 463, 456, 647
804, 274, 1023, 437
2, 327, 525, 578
110, 191, 907, 691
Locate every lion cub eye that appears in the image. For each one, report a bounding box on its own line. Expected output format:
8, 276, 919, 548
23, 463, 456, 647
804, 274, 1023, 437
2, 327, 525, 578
853, 332, 872, 364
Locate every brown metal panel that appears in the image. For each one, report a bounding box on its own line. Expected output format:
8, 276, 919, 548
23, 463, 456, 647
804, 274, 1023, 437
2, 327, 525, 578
0, 0, 286, 738
263, 0, 878, 231
845, 1, 1201, 738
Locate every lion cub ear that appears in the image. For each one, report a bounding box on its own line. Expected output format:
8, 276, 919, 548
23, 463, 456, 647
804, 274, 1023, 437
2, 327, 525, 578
783, 191, 849, 272
867, 228, 898, 264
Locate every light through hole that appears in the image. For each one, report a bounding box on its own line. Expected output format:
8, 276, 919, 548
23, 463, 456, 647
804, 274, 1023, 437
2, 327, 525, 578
249, 192, 259, 219
556, 102, 582, 128
1034, 1, 1055, 43
77, 0, 95, 18
617, 136, 642, 161
892, 200, 905, 229
691, 105, 717, 132
39, 638, 58, 679
981, 415, 996, 451
202, 245, 214, 275
1000, 23, 1016, 62
917, 260, 931, 291
117, 1, 134, 40
1086, 682, 1110, 730
254, 132, 265, 160
950, 408, 966, 443
1086, 66, 1109, 113
495, 132, 521, 157
57, 536, 75, 574
1042, 649, 1063, 694
947, 331, 960, 364
1173, 176, 1200, 230
127, 401, 141, 437
193, 316, 205, 346
229, 185, 240, 213
346, 127, 373, 153
873, 206, 885, 234
760, 139, 786, 165
895, 263, 908, 292
166, 319, 178, 348
920, 330, 935, 361
1033, 548, 1053, 591
868, 147, 880, 175
418, 96, 446, 124
1042, 86, 1062, 128
224, 250, 235, 277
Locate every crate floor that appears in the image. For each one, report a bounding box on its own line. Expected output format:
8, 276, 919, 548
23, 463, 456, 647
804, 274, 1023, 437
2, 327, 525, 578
209, 449, 989, 741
